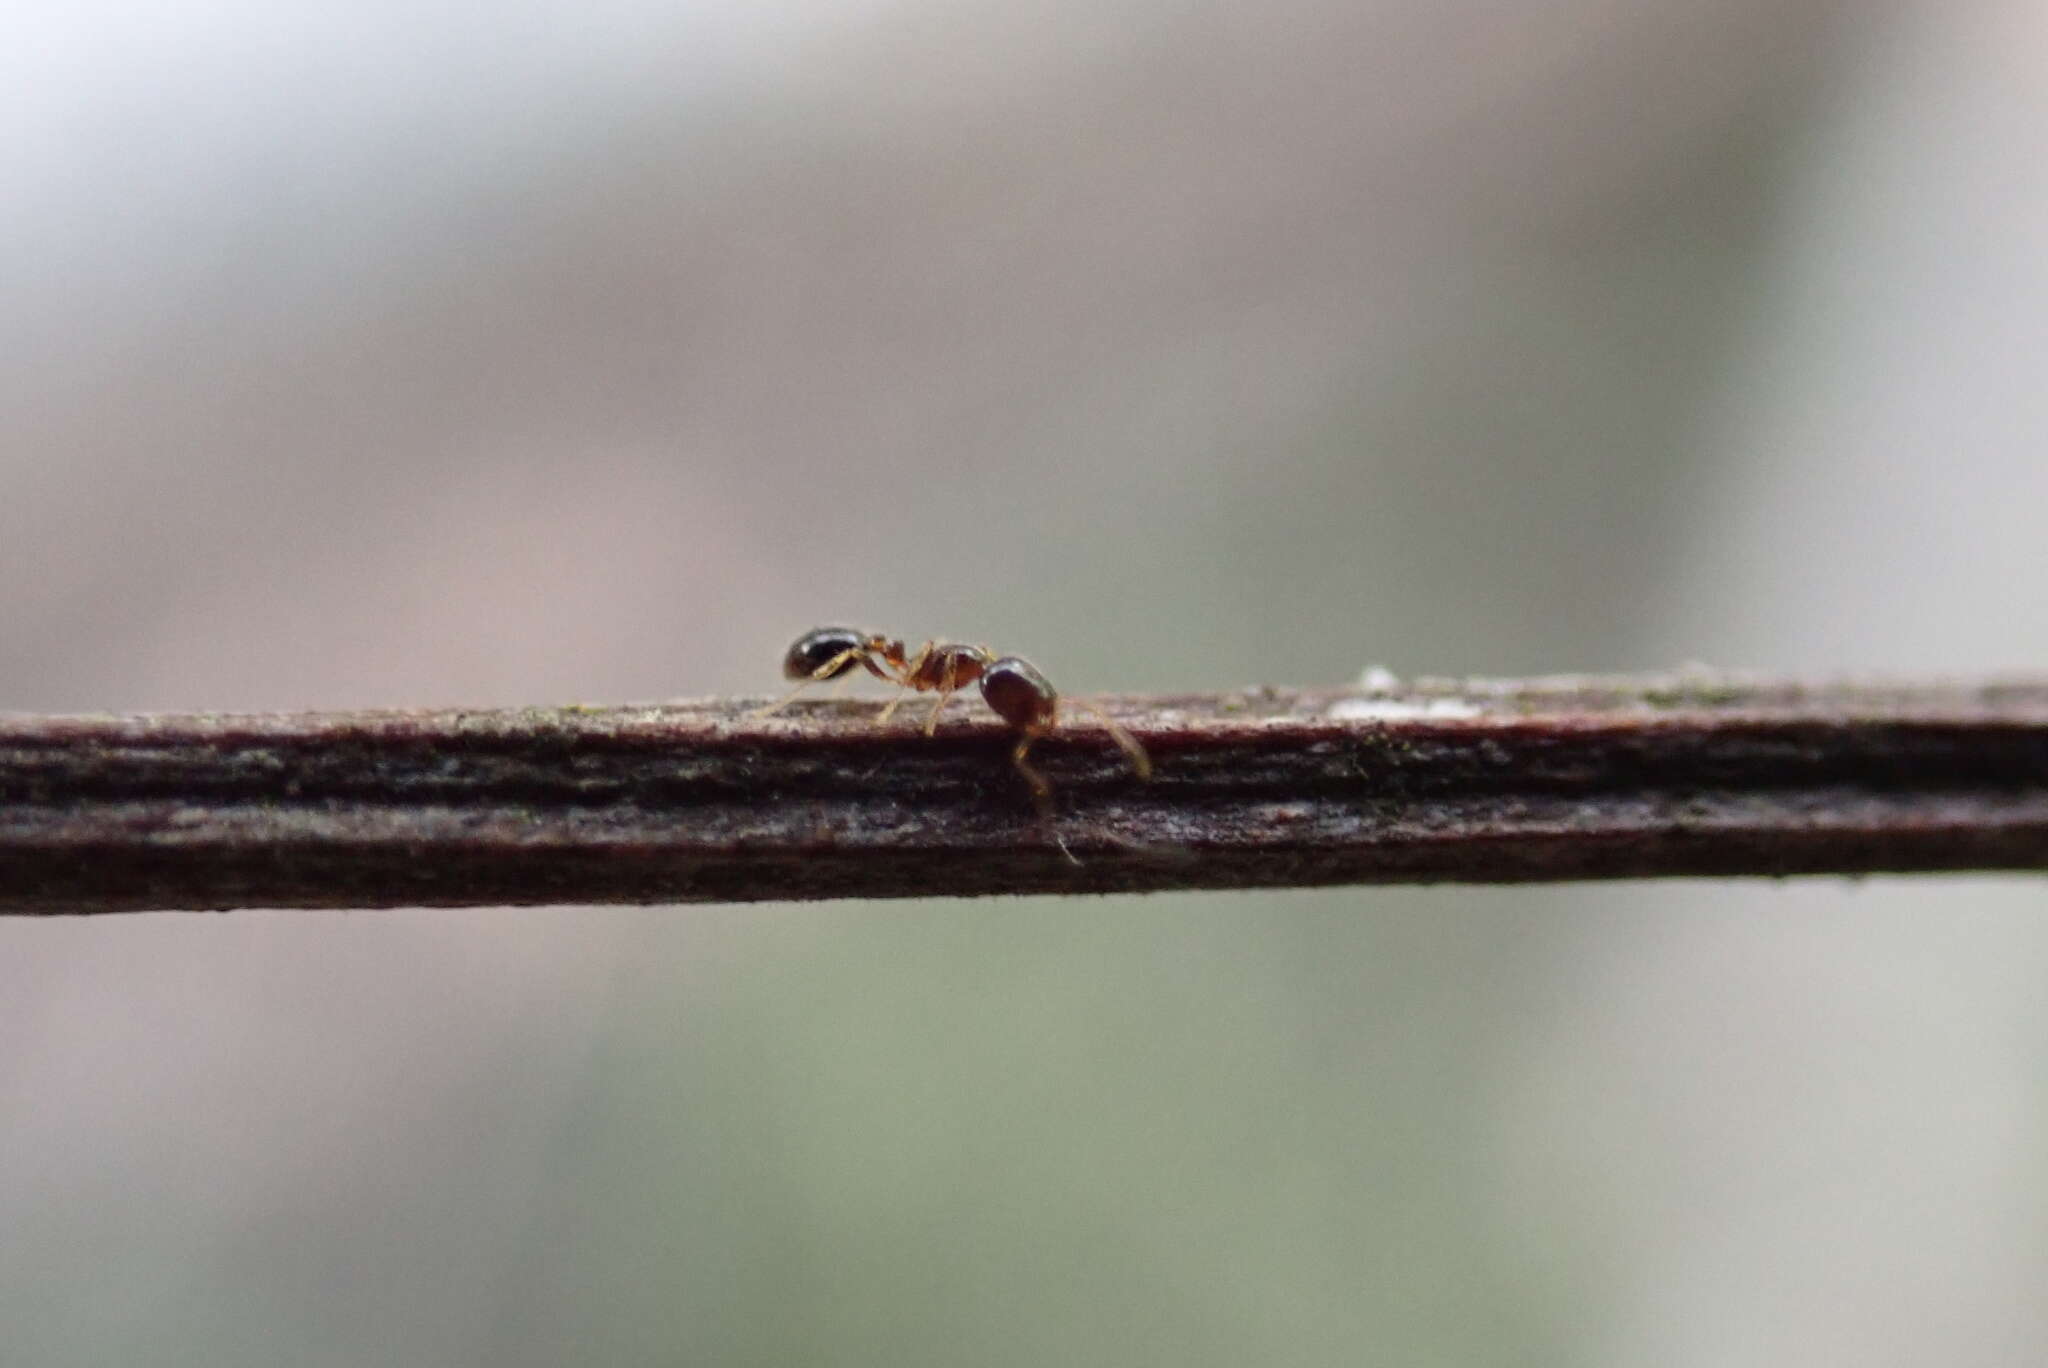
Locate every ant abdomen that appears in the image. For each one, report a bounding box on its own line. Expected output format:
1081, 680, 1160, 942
781, 627, 899, 682
781, 627, 866, 680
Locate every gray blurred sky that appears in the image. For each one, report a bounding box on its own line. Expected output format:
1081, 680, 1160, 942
4, 2, 2046, 1364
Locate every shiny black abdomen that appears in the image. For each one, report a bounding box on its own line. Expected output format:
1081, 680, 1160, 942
782, 627, 871, 680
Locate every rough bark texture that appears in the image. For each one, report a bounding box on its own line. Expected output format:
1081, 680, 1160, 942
2, 673, 2045, 912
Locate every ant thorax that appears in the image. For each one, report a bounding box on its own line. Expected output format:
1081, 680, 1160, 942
901, 643, 992, 693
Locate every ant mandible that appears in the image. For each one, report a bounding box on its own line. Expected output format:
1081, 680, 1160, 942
755, 627, 1152, 811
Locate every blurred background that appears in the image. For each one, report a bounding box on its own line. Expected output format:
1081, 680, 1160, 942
4, 0, 2047, 1362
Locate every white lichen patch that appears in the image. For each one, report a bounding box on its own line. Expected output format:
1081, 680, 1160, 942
1327, 696, 1484, 721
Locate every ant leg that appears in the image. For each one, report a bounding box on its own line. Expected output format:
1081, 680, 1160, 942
1069, 701, 1153, 780
875, 642, 933, 726
876, 690, 911, 726
812, 648, 863, 680
750, 648, 864, 717
922, 656, 965, 736
751, 686, 808, 719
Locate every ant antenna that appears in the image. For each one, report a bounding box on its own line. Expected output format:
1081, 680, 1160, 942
1053, 830, 1082, 867
1068, 700, 1153, 780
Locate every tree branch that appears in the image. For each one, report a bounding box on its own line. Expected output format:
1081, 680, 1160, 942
3, 673, 2045, 912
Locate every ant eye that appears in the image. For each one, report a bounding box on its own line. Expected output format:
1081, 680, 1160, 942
981, 657, 1056, 729
784, 627, 868, 680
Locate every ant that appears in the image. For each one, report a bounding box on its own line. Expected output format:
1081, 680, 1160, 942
755, 627, 1152, 812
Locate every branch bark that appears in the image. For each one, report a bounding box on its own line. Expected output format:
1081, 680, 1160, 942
3, 673, 2045, 912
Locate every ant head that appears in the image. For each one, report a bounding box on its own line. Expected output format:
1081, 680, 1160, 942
782, 627, 874, 681
981, 656, 1057, 730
